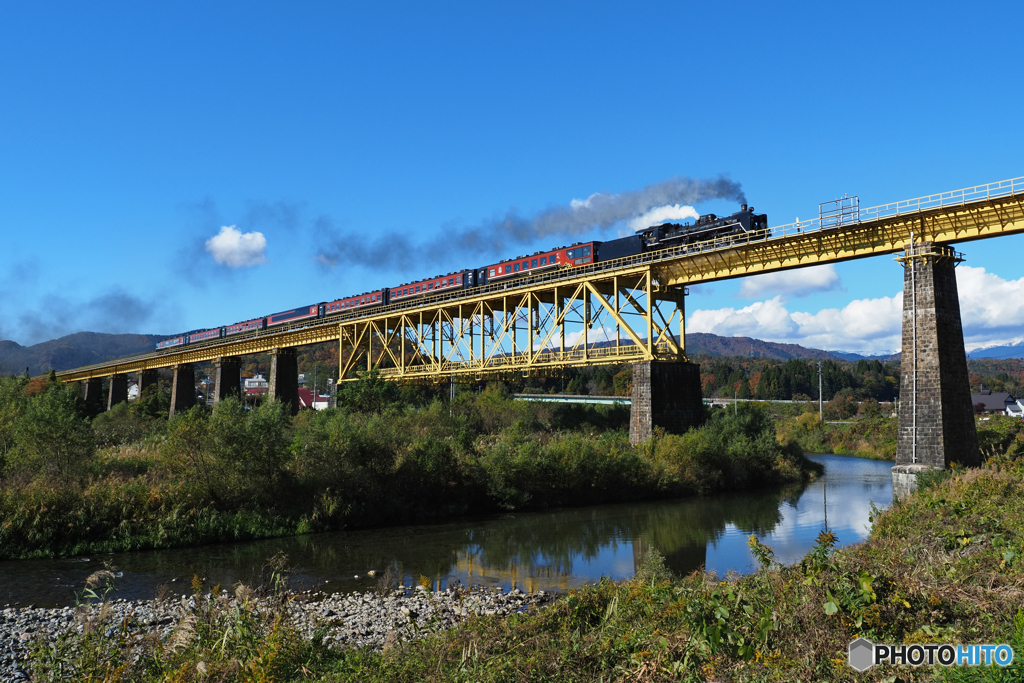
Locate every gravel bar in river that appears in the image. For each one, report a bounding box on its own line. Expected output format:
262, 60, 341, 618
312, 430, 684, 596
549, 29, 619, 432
0, 585, 553, 681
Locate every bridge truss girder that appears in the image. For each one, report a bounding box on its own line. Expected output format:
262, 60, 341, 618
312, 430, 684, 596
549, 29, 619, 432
338, 266, 687, 382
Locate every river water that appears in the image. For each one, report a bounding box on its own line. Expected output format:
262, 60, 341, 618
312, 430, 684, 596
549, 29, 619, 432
0, 455, 892, 608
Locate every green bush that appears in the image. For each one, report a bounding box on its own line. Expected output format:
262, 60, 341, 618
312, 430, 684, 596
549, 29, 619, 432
8, 384, 94, 485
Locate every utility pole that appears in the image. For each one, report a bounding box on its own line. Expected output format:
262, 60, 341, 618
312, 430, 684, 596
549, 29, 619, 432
817, 361, 823, 423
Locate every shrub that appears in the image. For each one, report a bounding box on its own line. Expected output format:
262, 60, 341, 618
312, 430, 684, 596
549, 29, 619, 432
9, 384, 94, 485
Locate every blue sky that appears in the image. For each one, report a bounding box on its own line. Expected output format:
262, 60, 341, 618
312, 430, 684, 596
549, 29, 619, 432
1, 2, 1022, 355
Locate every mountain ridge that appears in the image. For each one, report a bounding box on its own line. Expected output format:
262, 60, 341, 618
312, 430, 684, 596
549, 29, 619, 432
0, 330, 914, 377
0, 332, 166, 376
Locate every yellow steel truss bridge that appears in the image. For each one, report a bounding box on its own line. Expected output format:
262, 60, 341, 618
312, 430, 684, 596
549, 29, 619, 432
57, 176, 1024, 384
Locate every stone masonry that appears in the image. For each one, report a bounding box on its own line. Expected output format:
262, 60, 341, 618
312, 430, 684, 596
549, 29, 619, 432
169, 363, 197, 417
629, 360, 704, 445
896, 242, 979, 468
213, 356, 241, 404
107, 373, 128, 410
269, 347, 300, 415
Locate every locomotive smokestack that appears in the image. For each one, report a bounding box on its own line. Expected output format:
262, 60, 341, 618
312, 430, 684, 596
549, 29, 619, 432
741, 204, 748, 211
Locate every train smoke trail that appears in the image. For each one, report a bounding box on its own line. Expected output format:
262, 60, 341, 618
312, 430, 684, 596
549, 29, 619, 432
314, 175, 745, 271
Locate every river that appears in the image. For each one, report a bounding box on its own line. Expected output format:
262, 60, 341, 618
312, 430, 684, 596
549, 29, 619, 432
0, 455, 892, 607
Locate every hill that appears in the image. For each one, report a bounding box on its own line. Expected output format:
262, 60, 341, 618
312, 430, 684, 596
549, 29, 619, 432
0, 332, 165, 376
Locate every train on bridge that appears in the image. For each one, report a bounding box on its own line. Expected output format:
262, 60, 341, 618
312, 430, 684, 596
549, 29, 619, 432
156, 205, 768, 350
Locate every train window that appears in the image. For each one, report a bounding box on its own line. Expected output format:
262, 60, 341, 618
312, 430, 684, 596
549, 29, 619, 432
489, 269, 494, 276
522, 261, 528, 269
531, 259, 537, 268
540, 256, 547, 265
513, 263, 520, 272
448, 277, 453, 286
566, 248, 574, 259
583, 245, 591, 256
456, 275, 462, 284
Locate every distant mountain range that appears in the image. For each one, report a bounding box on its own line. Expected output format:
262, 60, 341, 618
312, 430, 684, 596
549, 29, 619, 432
0, 332, 164, 377
686, 333, 900, 363
4, 330, 1011, 378
968, 341, 1024, 360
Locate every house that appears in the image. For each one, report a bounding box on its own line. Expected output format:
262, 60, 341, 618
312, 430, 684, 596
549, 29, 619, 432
243, 373, 269, 396
298, 388, 331, 411
971, 387, 1018, 415
1008, 398, 1024, 419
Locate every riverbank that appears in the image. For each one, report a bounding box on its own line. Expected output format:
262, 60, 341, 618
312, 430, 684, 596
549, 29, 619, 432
5, 582, 554, 681
0, 377, 820, 560
775, 411, 1024, 462
18, 450, 1024, 681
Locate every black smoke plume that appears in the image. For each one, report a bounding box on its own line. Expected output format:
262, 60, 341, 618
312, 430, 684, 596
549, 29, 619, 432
314, 175, 745, 271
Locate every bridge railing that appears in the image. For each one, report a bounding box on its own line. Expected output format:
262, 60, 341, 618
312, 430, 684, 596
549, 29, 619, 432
763, 175, 1024, 243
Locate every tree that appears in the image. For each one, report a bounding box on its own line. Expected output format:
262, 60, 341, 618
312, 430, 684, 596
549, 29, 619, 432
338, 369, 399, 414
11, 384, 94, 484
0, 377, 26, 469
164, 405, 214, 497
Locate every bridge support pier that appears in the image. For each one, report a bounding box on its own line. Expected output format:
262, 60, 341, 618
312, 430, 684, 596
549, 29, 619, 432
629, 360, 704, 445
894, 241, 979, 497
170, 364, 196, 417
138, 369, 159, 401
82, 377, 103, 411
107, 374, 128, 410
213, 356, 241, 404
269, 347, 300, 415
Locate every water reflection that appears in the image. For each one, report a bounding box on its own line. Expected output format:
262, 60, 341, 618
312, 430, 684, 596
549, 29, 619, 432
0, 455, 892, 607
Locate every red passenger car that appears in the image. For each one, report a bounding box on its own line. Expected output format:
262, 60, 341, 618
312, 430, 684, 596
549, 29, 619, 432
324, 290, 386, 315
483, 242, 595, 282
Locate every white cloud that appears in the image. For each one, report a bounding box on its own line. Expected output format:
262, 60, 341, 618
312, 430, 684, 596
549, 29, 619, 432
684, 266, 1024, 356
739, 264, 841, 299
627, 204, 700, 233
205, 226, 268, 267
956, 265, 1024, 348
688, 294, 903, 355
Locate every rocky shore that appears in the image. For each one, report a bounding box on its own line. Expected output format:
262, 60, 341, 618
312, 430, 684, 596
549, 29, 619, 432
0, 585, 553, 681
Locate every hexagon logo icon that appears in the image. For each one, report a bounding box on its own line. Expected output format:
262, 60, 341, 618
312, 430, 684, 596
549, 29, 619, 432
848, 638, 875, 671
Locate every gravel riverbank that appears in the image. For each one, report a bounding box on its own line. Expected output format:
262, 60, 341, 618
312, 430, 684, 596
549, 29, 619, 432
0, 585, 553, 681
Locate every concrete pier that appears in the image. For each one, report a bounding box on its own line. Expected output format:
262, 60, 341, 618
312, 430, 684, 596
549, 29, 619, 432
269, 347, 300, 415
213, 356, 241, 404
82, 377, 103, 411
629, 360, 704, 445
169, 363, 196, 417
107, 374, 128, 410
138, 369, 159, 401
895, 242, 979, 469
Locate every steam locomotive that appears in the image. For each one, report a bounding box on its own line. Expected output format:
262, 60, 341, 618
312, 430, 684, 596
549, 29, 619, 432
156, 205, 767, 350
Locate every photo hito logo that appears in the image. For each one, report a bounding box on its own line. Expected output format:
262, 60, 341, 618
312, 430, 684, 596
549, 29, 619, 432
849, 638, 1015, 671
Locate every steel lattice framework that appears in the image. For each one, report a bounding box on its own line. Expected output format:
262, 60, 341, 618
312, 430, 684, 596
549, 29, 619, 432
55, 176, 1024, 384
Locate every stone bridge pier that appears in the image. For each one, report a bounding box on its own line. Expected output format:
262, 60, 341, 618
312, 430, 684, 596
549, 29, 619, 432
269, 347, 300, 415
629, 360, 704, 445
893, 240, 979, 498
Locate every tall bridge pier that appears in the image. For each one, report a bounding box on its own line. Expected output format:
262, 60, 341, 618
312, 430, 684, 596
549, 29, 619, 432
629, 360, 704, 445
107, 374, 128, 410
893, 240, 979, 498
170, 363, 196, 417
269, 347, 300, 415
213, 356, 241, 404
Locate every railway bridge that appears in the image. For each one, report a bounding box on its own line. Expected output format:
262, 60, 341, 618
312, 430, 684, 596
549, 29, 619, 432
56, 176, 1024, 472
